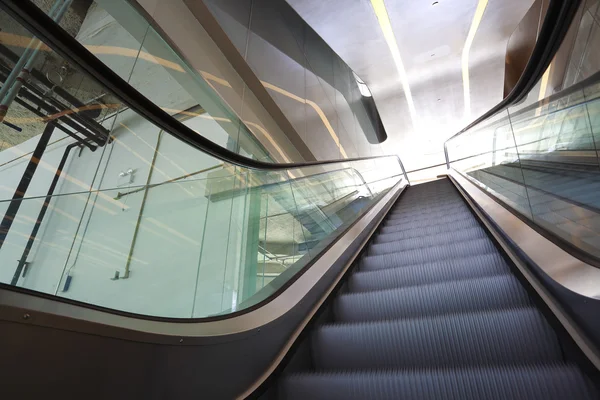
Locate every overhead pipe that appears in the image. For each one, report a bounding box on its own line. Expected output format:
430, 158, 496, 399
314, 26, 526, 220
0, 42, 109, 122
0, 0, 64, 103
14, 86, 99, 150
0, 0, 72, 123
0, 65, 105, 147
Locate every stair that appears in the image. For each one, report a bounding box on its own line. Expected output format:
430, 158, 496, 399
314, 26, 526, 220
278, 178, 597, 399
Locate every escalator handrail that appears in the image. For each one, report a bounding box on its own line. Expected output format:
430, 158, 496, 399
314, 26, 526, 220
0, 0, 409, 184
444, 0, 582, 164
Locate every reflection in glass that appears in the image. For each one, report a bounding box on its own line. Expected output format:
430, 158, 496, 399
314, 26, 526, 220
0, 6, 406, 319
446, 16, 600, 261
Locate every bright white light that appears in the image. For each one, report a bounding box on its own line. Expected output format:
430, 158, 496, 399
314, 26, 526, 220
353, 72, 372, 97
370, 0, 416, 126
462, 0, 488, 121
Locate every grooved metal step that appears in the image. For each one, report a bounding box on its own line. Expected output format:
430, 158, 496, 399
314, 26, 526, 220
278, 178, 597, 399
312, 308, 562, 370
347, 252, 510, 292
280, 364, 597, 400
360, 238, 497, 270
368, 226, 487, 255
384, 210, 471, 228
379, 215, 479, 234
388, 201, 466, 218
335, 275, 530, 321
376, 219, 482, 241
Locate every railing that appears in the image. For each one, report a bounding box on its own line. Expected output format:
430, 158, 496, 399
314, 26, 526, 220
445, 0, 600, 262
0, 0, 408, 318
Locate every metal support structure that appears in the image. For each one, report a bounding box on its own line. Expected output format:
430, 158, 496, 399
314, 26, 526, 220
397, 157, 410, 185
444, 142, 450, 169
0, 123, 55, 251
11, 141, 82, 285
0, 0, 63, 103
0, 0, 72, 123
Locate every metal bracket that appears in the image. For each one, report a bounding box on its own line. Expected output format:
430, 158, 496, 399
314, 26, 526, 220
20, 261, 31, 277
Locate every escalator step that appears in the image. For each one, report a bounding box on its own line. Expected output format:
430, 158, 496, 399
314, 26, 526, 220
384, 210, 471, 228
360, 238, 496, 270
312, 308, 561, 369
335, 275, 529, 321
368, 226, 487, 255
380, 215, 479, 234
277, 178, 597, 399
347, 253, 510, 292
384, 207, 472, 226
280, 364, 597, 400
389, 200, 466, 216
376, 219, 481, 241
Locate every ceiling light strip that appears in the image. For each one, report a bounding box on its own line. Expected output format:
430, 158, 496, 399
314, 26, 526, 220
370, 0, 417, 127
462, 0, 488, 121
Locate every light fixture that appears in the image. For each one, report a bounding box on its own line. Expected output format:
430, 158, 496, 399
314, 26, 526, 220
538, 63, 552, 101
461, 0, 489, 121
353, 72, 372, 97
370, 0, 417, 126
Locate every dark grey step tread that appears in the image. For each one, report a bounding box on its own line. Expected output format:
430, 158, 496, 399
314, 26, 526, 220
391, 198, 462, 212
376, 219, 481, 240
368, 227, 487, 255
348, 253, 510, 291
387, 202, 467, 219
384, 211, 472, 229
385, 207, 471, 225
390, 198, 464, 212
335, 275, 530, 322
280, 364, 597, 400
360, 238, 496, 270
312, 308, 562, 370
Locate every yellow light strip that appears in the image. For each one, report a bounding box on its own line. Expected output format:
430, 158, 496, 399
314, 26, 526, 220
538, 63, 552, 102
462, 0, 488, 121
370, 0, 416, 125
261, 81, 349, 158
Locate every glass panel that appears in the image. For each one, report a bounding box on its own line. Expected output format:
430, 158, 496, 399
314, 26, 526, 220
29, 0, 299, 163
447, 110, 533, 218
0, 8, 406, 318
446, 3, 600, 260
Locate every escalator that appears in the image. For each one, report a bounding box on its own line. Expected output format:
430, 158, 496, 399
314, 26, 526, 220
2, 0, 600, 398
277, 178, 598, 399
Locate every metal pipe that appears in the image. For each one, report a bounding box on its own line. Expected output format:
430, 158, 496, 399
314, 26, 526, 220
0, 123, 55, 251
11, 94, 95, 150
11, 141, 82, 285
17, 87, 99, 149
0, 43, 91, 111
0, 0, 64, 103
0, 65, 109, 147
0, 62, 109, 144
0, 0, 71, 123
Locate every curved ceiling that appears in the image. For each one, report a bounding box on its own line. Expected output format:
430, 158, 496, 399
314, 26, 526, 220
286, 0, 535, 171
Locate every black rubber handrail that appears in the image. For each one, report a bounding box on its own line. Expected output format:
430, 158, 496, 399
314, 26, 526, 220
0, 0, 409, 183
444, 0, 583, 165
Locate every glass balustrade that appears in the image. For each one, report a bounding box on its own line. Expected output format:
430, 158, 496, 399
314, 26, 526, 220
0, 6, 406, 318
